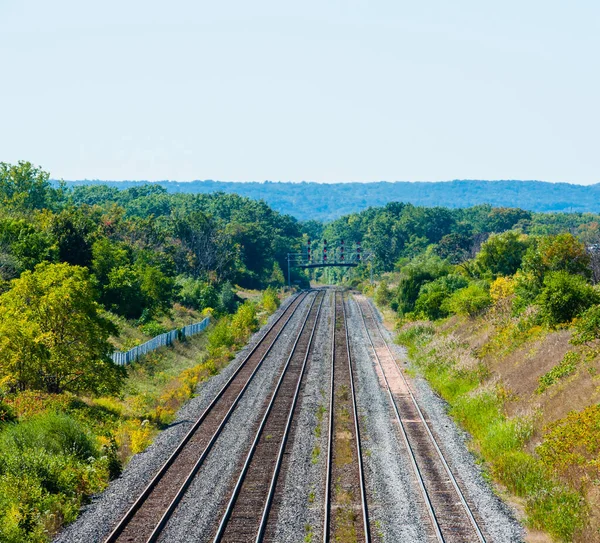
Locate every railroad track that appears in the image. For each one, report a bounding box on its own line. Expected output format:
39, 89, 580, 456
323, 291, 370, 543
354, 294, 486, 543
104, 290, 311, 543
212, 290, 325, 542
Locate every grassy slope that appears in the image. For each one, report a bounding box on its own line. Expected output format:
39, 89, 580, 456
395, 311, 600, 543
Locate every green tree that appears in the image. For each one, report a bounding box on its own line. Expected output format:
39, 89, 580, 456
522, 233, 591, 283
474, 231, 530, 278
0, 161, 61, 211
374, 280, 393, 307
0, 262, 122, 394
536, 271, 599, 327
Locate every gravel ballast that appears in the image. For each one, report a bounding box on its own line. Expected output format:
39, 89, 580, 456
158, 292, 317, 542
265, 289, 333, 543
54, 292, 311, 543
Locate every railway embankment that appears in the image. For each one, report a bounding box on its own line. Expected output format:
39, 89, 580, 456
397, 309, 600, 542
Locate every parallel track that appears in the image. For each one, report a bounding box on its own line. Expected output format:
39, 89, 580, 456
354, 295, 486, 543
213, 290, 325, 542
104, 290, 310, 543
323, 291, 370, 543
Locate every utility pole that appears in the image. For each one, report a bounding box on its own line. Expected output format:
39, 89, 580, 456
287, 253, 291, 288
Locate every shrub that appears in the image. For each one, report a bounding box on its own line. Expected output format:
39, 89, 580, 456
414, 275, 468, 320
536, 352, 580, 393
261, 287, 280, 313
230, 302, 258, 343
442, 283, 491, 317
175, 276, 219, 311
374, 280, 393, 307
0, 412, 108, 542
207, 318, 234, 354
536, 271, 599, 327
395, 252, 451, 314
538, 404, 600, 483
139, 321, 168, 337
571, 304, 600, 345
0, 412, 98, 461
218, 282, 237, 314
0, 401, 16, 424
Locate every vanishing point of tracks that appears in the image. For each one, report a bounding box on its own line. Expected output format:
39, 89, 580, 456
105, 290, 312, 543
355, 295, 486, 543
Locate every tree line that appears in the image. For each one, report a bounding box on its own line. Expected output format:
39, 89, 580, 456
0, 161, 304, 395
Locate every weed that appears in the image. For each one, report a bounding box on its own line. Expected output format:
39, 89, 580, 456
304, 523, 313, 542
311, 445, 321, 464
537, 352, 580, 393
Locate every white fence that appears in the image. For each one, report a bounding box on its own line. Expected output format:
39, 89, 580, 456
111, 316, 211, 366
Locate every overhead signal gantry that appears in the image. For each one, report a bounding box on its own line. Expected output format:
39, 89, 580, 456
286, 240, 372, 286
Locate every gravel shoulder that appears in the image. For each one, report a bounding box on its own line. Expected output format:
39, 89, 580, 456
363, 296, 524, 543
54, 292, 308, 543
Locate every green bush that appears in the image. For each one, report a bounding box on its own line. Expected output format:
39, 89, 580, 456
395, 252, 451, 315
536, 271, 599, 327
414, 275, 468, 320
374, 280, 393, 307
207, 318, 235, 354
139, 321, 168, 337
0, 412, 107, 542
536, 352, 580, 393
218, 282, 237, 314
175, 276, 218, 311
0, 402, 16, 424
261, 287, 280, 313
442, 283, 491, 317
571, 304, 600, 345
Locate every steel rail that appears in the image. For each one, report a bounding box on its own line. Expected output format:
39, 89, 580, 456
322, 290, 335, 542
342, 292, 371, 543
323, 291, 370, 543
213, 290, 324, 542
356, 296, 486, 543
255, 291, 325, 542
354, 296, 443, 542
104, 290, 310, 543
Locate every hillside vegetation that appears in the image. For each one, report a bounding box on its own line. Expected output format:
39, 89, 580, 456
0, 161, 289, 542
63, 179, 600, 221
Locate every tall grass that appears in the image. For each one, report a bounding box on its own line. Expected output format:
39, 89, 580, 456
398, 326, 587, 542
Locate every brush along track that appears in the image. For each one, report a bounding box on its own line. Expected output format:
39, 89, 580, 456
104, 290, 310, 543
354, 295, 486, 543
213, 290, 325, 542
324, 291, 370, 543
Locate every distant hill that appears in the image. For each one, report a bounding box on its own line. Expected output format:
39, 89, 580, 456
61, 180, 600, 221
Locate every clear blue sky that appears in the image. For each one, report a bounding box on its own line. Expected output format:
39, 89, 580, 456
1, 1, 598, 184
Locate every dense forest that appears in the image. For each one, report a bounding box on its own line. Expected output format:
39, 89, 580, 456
63, 179, 600, 221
